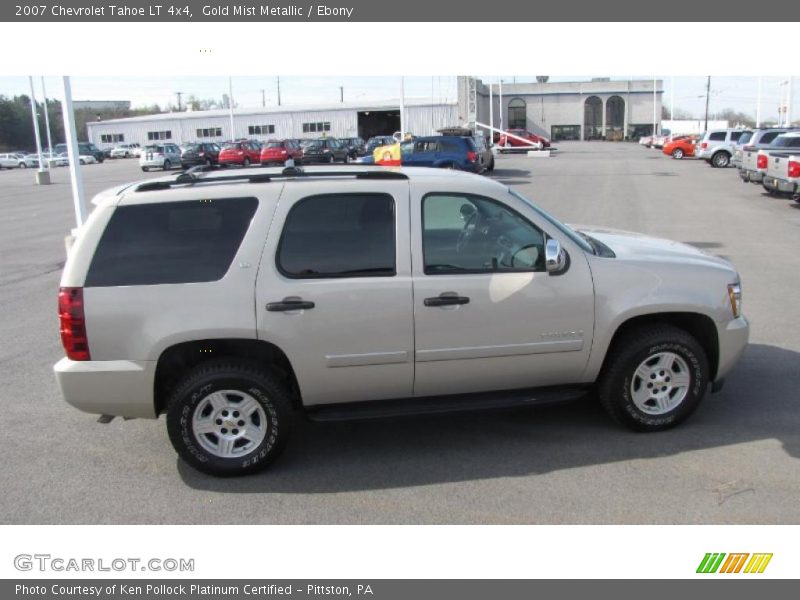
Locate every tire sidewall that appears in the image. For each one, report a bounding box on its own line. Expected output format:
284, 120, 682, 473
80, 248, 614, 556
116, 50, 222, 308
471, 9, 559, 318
167, 371, 287, 476
616, 339, 707, 430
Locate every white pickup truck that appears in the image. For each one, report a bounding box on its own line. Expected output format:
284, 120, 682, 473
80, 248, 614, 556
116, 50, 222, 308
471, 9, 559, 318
759, 132, 800, 200
738, 128, 796, 183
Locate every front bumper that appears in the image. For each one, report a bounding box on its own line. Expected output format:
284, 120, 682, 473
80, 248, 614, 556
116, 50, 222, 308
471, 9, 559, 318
54, 358, 158, 419
715, 316, 749, 384
762, 176, 797, 194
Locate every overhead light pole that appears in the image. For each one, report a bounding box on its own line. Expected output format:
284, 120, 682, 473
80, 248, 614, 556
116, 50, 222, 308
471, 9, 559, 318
228, 77, 234, 139
61, 76, 87, 228
704, 76, 711, 132
28, 76, 49, 185
41, 77, 54, 155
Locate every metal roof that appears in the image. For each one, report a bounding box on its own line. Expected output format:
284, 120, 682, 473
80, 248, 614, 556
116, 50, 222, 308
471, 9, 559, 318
90, 98, 457, 126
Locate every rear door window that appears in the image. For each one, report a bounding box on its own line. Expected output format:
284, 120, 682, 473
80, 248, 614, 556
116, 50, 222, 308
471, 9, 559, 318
277, 194, 396, 278
85, 197, 258, 287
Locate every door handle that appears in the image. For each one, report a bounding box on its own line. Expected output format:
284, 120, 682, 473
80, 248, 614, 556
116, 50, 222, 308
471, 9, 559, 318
424, 295, 470, 307
266, 299, 315, 312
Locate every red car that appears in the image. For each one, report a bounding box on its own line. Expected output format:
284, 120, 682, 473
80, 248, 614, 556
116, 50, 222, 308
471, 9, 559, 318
260, 139, 304, 166
218, 140, 261, 167
662, 135, 698, 159
496, 128, 551, 149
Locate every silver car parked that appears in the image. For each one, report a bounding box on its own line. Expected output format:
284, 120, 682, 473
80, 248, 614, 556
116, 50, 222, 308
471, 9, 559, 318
139, 143, 182, 171
695, 128, 752, 168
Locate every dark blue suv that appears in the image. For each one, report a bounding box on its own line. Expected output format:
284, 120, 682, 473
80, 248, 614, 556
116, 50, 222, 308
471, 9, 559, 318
400, 136, 480, 172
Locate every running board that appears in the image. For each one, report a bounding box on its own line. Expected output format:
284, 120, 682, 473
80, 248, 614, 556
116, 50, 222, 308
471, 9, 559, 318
305, 386, 588, 422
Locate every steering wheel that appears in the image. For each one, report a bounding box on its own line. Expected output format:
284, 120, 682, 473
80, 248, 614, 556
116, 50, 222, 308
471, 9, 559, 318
456, 211, 479, 254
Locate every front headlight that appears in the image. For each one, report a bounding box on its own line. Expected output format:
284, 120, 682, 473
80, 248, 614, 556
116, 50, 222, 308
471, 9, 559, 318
728, 283, 742, 318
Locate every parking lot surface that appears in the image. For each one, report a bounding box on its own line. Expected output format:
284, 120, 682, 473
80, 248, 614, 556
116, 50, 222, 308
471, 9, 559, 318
1, 144, 799, 524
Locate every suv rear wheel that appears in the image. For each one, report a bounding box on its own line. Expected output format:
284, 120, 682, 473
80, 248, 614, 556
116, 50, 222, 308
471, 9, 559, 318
166, 360, 293, 476
711, 151, 730, 168
598, 324, 709, 432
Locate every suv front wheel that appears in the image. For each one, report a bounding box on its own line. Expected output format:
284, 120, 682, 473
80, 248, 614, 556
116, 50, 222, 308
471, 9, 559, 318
598, 324, 709, 432
166, 360, 293, 476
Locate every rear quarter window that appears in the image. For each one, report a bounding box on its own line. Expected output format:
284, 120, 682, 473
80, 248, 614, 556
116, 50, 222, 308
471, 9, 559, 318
85, 197, 258, 287
708, 132, 726, 141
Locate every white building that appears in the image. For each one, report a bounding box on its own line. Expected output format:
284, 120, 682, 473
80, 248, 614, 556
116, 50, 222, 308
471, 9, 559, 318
87, 99, 459, 149
87, 78, 666, 148
459, 77, 665, 141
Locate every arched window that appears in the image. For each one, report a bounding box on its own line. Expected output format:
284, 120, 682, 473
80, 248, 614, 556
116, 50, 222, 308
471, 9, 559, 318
508, 98, 526, 129
584, 96, 603, 140
606, 96, 625, 130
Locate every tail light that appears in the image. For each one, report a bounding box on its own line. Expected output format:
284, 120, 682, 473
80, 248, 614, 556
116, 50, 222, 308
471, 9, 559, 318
58, 287, 90, 361
701, 142, 708, 149
467, 151, 477, 162
757, 154, 768, 170
789, 160, 800, 179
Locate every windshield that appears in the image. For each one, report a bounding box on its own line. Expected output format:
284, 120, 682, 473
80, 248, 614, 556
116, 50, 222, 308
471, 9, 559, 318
508, 189, 595, 255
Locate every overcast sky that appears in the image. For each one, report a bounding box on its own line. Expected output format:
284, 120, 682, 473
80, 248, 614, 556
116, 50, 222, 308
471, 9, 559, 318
0, 75, 795, 122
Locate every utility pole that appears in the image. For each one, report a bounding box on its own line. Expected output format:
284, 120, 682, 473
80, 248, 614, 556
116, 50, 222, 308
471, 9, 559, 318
41, 76, 53, 154
261, 89, 265, 107
175, 91, 183, 112
339, 86, 344, 103
276, 76, 281, 106
787, 76, 793, 127
704, 76, 711, 132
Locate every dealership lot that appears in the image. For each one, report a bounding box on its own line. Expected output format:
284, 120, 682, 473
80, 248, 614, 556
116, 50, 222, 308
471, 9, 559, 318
1, 143, 799, 524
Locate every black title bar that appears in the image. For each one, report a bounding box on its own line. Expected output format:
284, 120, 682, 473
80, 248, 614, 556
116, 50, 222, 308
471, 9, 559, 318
3, 0, 800, 22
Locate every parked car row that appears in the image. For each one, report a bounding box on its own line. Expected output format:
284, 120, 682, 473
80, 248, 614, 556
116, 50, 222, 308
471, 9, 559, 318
0, 149, 100, 169
647, 127, 800, 205
137, 137, 371, 172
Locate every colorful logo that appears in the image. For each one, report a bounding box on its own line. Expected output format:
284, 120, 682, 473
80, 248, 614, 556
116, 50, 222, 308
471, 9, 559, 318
696, 553, 773, 574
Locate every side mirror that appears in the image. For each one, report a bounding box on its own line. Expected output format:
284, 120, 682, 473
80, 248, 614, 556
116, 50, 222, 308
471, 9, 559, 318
545, 238, 567, 274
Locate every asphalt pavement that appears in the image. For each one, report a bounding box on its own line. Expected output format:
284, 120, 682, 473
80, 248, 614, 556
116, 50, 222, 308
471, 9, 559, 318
1, 144, 798, 524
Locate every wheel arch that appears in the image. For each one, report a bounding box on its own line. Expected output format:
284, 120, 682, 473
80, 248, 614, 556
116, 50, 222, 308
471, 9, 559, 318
154, 338, 301, 416
598, 312, 719, 382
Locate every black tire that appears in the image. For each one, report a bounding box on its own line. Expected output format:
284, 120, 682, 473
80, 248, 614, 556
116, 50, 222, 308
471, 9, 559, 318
671, 148, 684, 159
487, 156, 495, 172
243, 157, 251, 167
343, 154, 350, 164
141, 167, 149, 172
163, 159, 171, 171
206, 158, 213, 166
598, 324, 709, 432
711, 151, 730, 168
18, 162, 27, 169
166, 360, 293, 477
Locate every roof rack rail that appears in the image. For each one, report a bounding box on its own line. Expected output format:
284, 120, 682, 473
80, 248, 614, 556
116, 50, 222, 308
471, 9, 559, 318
134, 166, 408, 192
